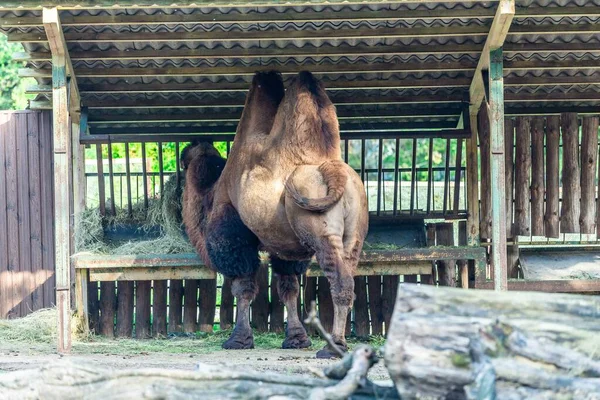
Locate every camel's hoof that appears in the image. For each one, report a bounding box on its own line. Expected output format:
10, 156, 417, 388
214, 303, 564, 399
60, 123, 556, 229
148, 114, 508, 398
222, 334, 254, 350
316, 343, 347, 359
282, 334, 312, 349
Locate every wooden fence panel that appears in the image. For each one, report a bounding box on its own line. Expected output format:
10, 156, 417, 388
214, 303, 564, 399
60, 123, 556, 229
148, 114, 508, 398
560, 113, 580, 233
0, 111, 55, 319
116, 281, 134, 337
581, 116, 599, 234
545, 116, 561, 238
153, 280, 168, 337
514, 117, 531, 236
530, 117, 545, 236
220, 278, 234, 330
367, 276, 383, 335
135, 281, 152, 338
169, 280, 184, 333
198, 279, 216, 333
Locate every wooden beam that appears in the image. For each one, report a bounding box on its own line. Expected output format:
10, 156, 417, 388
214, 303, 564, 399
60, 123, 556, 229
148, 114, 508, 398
41, 8, 80, 115
44, 6, 72, 354
9, 25, 492, 43
3, 6, 599, 28
14, 42, 600, 63
26, 74, 600, 96
469, 0, 515, 113
488, 47, 508, 291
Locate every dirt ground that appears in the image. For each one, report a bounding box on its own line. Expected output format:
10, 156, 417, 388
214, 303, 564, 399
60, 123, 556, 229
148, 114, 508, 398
0, 341, 393, 384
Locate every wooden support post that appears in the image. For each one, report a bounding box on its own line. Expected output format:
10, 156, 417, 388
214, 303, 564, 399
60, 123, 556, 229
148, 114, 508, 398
353, 276, 369, 338
220, 277, 234, 331
168, 280, 184, 333
466, 112, 480, 247
436, 223, 456, 287
44, 7, 73, 353
504, 118, 515, 238
488, 47, 508, 291
530, 117, 545, 236
560, 112, 581, 233
152, 281, 168, 337
116, 281, 133, 337
581, 116, 599, 234
99, 282, 115, 337
545, 116, 561, 238
198, 279, 216, 333
252, 266, 269, 332
478, 106, 492, 241
367, 276, 383, 334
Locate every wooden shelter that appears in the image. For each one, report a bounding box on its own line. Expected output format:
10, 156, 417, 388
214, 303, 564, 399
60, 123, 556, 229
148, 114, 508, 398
1, 0, 600, 353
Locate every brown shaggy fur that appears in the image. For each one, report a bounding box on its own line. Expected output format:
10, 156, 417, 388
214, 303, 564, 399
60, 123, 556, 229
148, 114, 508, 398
182, 71, 368, 357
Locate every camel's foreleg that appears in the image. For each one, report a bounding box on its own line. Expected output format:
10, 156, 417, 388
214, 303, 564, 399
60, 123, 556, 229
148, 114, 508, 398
223, 274, 258, 349
205, 204, 261, 350
271, 258, 311, 349
315, 235, 355, 359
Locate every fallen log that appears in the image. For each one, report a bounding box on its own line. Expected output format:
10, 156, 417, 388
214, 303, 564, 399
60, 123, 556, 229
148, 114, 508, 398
384, 284, 600, 400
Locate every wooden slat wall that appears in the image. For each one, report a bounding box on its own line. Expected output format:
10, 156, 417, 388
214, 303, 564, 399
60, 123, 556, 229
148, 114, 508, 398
0, 111, 55, 319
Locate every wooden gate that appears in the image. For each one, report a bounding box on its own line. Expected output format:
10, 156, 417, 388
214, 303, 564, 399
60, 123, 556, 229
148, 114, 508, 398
0, 110, 55, 318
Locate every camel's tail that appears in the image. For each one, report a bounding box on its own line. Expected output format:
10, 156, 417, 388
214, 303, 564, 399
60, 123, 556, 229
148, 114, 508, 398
285, 160, 347, 212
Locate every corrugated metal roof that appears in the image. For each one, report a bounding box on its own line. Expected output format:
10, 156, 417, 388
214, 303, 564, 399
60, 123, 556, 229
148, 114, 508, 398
2, 0, 599, 137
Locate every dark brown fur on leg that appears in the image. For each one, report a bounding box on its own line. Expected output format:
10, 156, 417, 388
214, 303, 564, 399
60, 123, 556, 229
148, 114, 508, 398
276, 274, 311, 349
222, 275, 258, 350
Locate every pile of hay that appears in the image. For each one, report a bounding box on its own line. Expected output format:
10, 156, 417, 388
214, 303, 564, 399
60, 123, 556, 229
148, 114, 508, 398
0, 308, 85, 343
75, 174, 195, 255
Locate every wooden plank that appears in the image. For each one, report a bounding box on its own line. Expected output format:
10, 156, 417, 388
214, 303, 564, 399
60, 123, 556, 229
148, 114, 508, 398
269, 274, 284, 333
124, 142, 132, 216
152, 280, 168, 337
478, 105, 492, 240
88, 280, 100, 334
410, 138, 417, 214
530, 117, 545, 236
219, 277, 234, 331
436, 223, 456, 287
197, 279, 216, 333
183, 279, 198, 333
317, 277, 333, 333
560, 112, 580, 233
514, 116, 531, 236
0, 113, 9, 318
580, 116, 599, 234
367, 275, 383, 335
376, 139, 383, 216
39, 111, 55, 309
168, 279, 184, 333
504, 118, 515, 238
393, 138, 400, 216
12, 25, 492, 44
381, 275, 398, 336
16, 113, 32, 316
545, 116, 561, 238
353, 276, 369, 338
252, 266, 269, 332
99, 281, 115, 337
442, 139, 451, 214
135, 281, 151, 339
74, 268, 88, 335
488, 47, 508, 291
115, 281, 133, 337
5, 114, 20, 317
458, 221, 469, 288
426, 138, 434, 214
27, 113, 44, 311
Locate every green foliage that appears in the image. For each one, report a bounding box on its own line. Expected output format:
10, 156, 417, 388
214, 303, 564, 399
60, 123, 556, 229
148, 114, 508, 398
0, 34, 34, 110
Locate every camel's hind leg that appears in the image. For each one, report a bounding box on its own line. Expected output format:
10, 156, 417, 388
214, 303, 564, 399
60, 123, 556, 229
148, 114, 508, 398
205, 204, 261, 350
314, 235, 356, 359
271, 258, 312, 349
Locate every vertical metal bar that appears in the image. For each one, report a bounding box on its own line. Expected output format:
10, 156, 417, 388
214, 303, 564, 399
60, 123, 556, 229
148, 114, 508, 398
226, 140, 231, 156
175, 141, 181, 191
141, 142, 149, 210
453, 139, 464, 214
443, 139, 451, 215
360, 139, 366, 182
426, 138, 433, 214
107, 142, 116, 216
125, 142, 132, 216
96, 144, 106, 216
377, 139, 383, 216
393, 138, 399, 216
344, 139, 349, 164
489, 47, 508, 291
410, 138, 417, 215
158, 141, 164, 195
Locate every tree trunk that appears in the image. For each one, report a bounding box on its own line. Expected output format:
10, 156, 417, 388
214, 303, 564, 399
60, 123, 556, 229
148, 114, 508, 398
385, 284, 600, 400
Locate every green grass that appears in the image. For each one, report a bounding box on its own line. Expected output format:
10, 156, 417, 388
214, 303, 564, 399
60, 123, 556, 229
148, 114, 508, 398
0, 308, 386, 357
